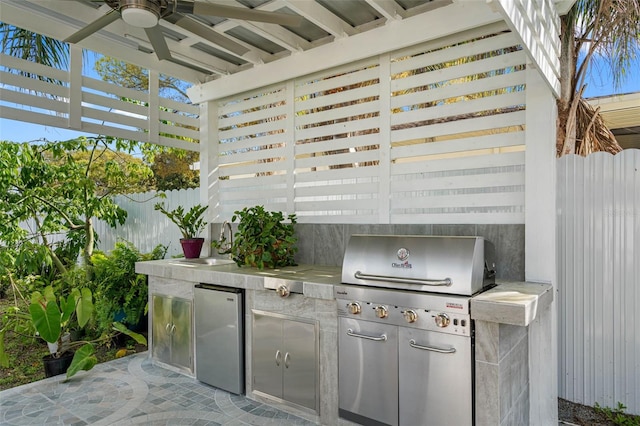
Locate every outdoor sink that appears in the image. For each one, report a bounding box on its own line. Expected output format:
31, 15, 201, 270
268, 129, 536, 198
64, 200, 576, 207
178, 258, 235, 266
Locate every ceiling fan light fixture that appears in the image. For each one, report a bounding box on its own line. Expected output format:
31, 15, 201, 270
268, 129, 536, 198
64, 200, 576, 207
121, 6, 159, 28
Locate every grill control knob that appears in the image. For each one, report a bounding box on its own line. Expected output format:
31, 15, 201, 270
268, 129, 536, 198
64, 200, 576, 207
402, 309, 418, 323
435, 313, 450, 328
347, 302, 361, 315
276, 285, 290, 298
374, 305, 388, 319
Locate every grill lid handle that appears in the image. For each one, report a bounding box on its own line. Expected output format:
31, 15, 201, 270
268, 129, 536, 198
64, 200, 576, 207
354, 271, 452, 287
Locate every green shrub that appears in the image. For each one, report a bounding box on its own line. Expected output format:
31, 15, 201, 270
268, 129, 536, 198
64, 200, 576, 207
91, 241, 167, 334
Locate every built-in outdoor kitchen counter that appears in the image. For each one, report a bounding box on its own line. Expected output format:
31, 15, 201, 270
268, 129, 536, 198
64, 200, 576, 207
135, 259, 552, 426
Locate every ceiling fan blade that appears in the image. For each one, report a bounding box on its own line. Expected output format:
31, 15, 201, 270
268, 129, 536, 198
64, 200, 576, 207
144, 26, 172, 61
177, 1, 303, 27
168, 13, 249, 56
64, 9, 120, 43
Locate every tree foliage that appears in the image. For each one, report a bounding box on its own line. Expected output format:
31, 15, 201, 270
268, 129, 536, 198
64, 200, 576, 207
557, 0, 639, 156
0, 137, 152, 272
151, 150, 199, 190
94, 56, 189, 101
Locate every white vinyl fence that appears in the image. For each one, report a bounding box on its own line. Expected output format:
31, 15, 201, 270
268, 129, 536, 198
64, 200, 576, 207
94, 189, 199, 258
557, 149, 640, 415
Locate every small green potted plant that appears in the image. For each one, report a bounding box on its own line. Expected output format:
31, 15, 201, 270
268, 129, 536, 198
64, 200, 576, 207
154, 202, 208, 258
228, 205, 298, 269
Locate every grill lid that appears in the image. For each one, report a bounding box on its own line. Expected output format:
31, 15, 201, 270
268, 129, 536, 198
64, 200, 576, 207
341, 235, 496, 296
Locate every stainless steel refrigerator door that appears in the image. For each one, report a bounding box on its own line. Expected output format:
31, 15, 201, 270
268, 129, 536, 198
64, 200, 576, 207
398, 327, 472, 426
194, 285, 244, 395
338, 317, 399, 426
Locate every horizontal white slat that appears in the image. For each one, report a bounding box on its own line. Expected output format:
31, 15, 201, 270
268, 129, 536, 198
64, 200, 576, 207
296, 83, 379, 113
218, 85, 287, 116
295, 197, 378, 211
81, 105, 147, 129
391, 151, 525, 175
391, 91, 525, 127
392, 131, 525, 160
80, 121, 146, 142
390, 171, 524, 192
220, 144, 287, 164
218, 118, 286, 140
389, 212, 524, 224
82, 91, 148, 116
83, 75, 149, 103
0, 53, 69, 81
295, 181, 378, 197
294, 165, 379, 182
295, 99, 381, 127
391, 70, 525, 110
159, 109, 200, 128
219, 173, 287, 189
219, 133, 286, 153
0, 87, 68, 115
391, 50, 526, 94
296, 148, 379, 169
391, 110, 525, 143
220, 160, 287, 177
219, 102, 288, 128
294, 214, 378, 224
393, 191, 524, 209
158, 122, 199, 141
219, 186, 287, 202
295, 133, 380, 156
0, 105, 68, 129
295, 64, 380, 98
155, 135, 199, 151
159, 97, 199, 115
390, 31, 518, 75
0, 71, 68, 98
295, 116, 379, 141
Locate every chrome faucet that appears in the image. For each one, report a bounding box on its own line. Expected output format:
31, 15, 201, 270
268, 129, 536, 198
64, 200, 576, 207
217, 221, 233, 255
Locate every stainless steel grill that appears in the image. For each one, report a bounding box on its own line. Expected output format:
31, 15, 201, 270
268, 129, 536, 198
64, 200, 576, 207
336, 235, 496, 426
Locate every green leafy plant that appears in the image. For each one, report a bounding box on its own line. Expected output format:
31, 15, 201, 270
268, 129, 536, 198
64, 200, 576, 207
594, 402, 640, 426
154, 203, 208, 239
229, 205, 297, 269
91, 241, 167, 334
0, 281, 146, 379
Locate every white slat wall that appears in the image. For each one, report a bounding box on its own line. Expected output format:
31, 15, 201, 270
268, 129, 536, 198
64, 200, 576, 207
557, 150, 640, 415
215, 25, 526, 224
0, 53, 198, 151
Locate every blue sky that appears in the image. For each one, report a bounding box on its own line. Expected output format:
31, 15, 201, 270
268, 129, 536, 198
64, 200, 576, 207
0, 53, 638, 144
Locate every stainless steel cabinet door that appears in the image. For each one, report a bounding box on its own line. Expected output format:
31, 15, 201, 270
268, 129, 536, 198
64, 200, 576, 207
170, 297, 192, 370
152, 295, 172, 364
398, 327, 472, 426
252, 312, 283, 399
338, 318, 399, 426
283, 319, 316, 410
151, 295, 192, 372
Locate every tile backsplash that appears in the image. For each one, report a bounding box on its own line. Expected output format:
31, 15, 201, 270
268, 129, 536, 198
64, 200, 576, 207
211, 223, 525, 281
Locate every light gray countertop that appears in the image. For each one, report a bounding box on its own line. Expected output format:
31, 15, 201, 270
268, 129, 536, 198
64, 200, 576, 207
137, 259, 553, 326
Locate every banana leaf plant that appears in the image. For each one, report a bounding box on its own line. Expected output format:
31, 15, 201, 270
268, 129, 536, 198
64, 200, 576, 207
1, 285, 146, 379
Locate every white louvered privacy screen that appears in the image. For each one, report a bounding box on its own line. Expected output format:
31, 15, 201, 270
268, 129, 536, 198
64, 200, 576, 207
215, 26, 527, 224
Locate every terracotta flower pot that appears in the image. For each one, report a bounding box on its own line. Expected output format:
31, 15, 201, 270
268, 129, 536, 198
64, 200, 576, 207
180, 238, 205, 258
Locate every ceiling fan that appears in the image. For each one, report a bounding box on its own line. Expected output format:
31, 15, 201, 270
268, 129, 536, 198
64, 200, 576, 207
64, 0, 303, 61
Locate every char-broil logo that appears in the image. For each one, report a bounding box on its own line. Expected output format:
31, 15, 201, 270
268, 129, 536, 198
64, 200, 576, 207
446, 302, 464, 310
392, 247, 412, 268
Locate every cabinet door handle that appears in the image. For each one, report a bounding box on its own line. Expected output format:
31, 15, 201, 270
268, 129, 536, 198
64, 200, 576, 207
347, 328, 387, 342
275, 350, 282, 366
165, 323, 171, 332
284, 352, 290, 368
170, 324, 176, 335
408, 339, 456, 354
